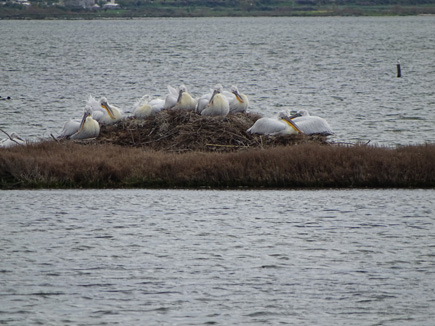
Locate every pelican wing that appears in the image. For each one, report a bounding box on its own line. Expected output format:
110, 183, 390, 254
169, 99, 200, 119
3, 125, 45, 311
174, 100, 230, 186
247, 118, 287, 135
293, 116, 333, 135
149, 98, 165, 112
196, 97, 209, 114
58, 119, 80, 138
133, 95, 154, 118
164, 85, 178, 109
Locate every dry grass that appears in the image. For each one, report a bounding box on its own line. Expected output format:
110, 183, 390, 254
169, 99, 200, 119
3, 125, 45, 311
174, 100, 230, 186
1, 141, 435, 189
1, 109, 434, 189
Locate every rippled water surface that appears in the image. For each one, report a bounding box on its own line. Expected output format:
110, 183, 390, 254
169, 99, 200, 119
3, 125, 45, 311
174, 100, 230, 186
0, 17, 434, 145
1, 189, 435, 325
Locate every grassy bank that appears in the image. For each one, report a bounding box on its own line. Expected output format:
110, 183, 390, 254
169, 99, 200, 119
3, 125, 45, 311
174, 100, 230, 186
1, 141, 434, 189
2, 110, 434, 189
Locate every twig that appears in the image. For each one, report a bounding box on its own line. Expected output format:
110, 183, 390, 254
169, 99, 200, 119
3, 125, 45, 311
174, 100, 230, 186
206, 143, 241, 148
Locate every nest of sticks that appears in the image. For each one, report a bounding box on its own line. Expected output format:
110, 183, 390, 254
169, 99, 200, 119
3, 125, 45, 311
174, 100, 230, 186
93, 109, 329, 152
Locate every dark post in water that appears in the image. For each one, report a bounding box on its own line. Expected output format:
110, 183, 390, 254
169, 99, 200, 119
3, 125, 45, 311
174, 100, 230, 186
397, 60, 401, 78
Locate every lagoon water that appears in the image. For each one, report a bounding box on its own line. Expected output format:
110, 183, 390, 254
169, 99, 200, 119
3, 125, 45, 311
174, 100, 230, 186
0, 17, 434, 146
1, 189, 435, 325
1, 17, 435, 325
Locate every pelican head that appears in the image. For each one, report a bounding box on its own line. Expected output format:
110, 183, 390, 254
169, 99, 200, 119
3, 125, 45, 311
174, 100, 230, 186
208, 85, 223, 105
177, 85, 187, 103
231, 85, 244, 103
100, 97, 116, 119
277, 110, 291, 119
9, 132, 24, 142
288, 109, 310, 119
78, 111, 91, 132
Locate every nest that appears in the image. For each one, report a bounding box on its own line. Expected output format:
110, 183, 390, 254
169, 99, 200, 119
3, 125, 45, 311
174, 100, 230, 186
95, 109, 329, 152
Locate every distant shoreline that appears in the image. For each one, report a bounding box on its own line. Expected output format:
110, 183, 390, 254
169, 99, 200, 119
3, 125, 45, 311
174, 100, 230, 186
1, 4, 435, 20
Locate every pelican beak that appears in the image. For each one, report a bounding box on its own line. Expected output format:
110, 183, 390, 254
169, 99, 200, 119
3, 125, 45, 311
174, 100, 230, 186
208, 89, 218, 105
176, 88, 184, 104
282, 116, 303, 134
101, 101, 116, 119
233, 90, 244, 103
78, 111, 90, 133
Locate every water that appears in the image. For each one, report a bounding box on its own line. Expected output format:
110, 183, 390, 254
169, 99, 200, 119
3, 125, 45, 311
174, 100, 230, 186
1, 189, 435, 325
1, 17, 435, 325
0, 17, 434, 146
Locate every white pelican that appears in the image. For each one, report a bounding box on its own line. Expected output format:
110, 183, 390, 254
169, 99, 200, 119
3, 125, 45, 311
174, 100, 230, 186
247, 111, 302, 135
132, 95, 163, 118
228, 85, 249, 113
196, 84, 233, 114
86, 96, 123, 125
200, 84, 230, 117
58, 110, 100, 140
164, 85, 197, 111
70, 111, 100, 140
196, 87, 215, 114
290, 109, 334, 136
0, 132, 26, 148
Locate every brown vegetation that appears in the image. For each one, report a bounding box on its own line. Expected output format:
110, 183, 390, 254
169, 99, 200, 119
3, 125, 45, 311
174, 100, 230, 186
1, 109, 434, 189
1, 140, 435, 189
95, 109, 328, 152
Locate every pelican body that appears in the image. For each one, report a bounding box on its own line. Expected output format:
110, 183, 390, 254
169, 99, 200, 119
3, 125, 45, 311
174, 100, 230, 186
0, 132, 26, 148
58, 111, 100, 140
70, 111, 100, 140
133, 95, 163, 118
200, 85, 230, 117
164, 85, 197, 111
247, 116, 301, 136
290, 110, 333, 136
228, 85, 249, 113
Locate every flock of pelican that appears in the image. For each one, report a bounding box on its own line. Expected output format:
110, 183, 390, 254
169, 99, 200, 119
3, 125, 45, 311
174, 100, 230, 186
0, 84, 334, 148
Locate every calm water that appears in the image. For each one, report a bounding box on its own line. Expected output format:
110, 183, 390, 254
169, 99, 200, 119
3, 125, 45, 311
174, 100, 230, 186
0, 17, 434, 146
1, 189, 435, 325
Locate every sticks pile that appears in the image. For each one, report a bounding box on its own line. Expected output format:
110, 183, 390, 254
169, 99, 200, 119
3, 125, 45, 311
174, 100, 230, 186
96, 109, 329, 152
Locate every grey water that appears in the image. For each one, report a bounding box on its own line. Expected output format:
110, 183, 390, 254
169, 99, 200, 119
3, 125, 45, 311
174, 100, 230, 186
1, 189, 435, 325
1, 17, 435, 325
0, 17, 434, 146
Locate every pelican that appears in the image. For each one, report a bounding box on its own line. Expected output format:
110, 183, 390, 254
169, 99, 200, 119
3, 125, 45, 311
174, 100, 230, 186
70, 111, 100, 140
196, 87, 215, 114
0, 132, 26, 148
290, 109, 334, 136
200, 84, 230, 117
86, 96, 123, 125
58, 110, 100, 140
228, 85, 249, 113
149, 98, 165, 111
164, 85, 197, 111
132, 95, 163, 118
247, 111, 302, 135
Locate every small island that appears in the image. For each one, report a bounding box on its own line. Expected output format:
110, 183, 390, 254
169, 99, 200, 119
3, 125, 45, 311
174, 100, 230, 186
1, 108, 434, 189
